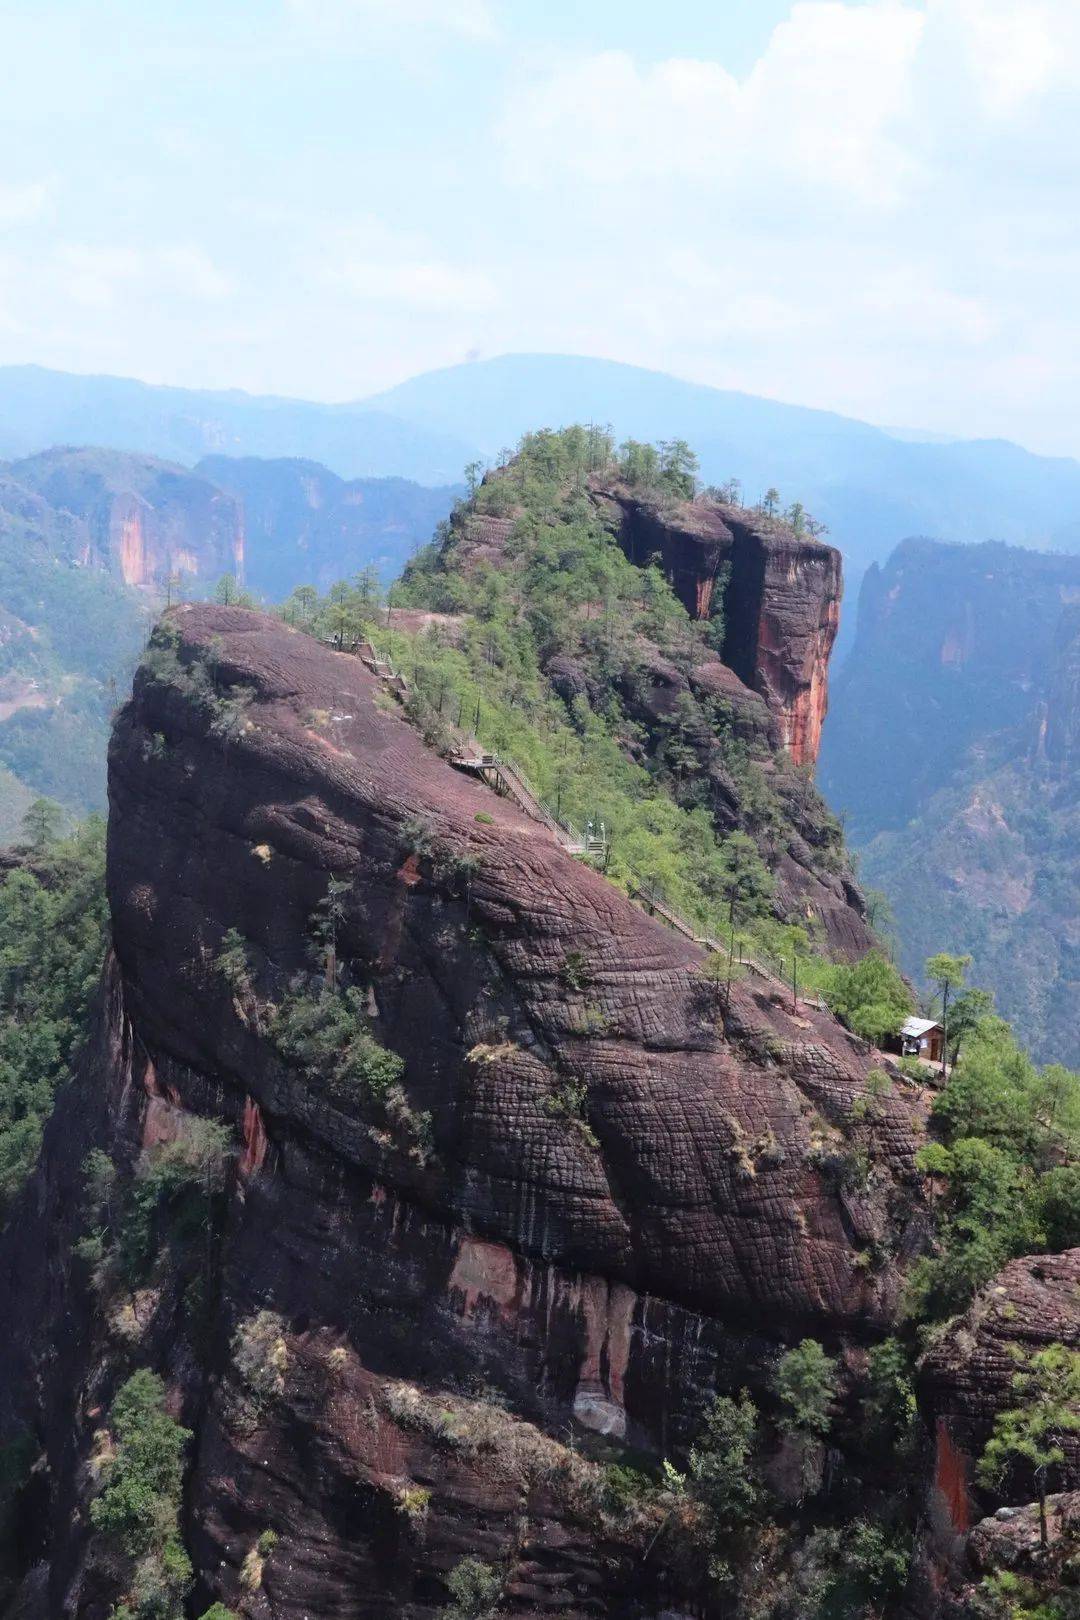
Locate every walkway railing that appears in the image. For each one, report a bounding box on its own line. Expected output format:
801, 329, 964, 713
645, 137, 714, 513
449, 747, 607, 861
331, 633, 820, 1004
626, 881, 773, 981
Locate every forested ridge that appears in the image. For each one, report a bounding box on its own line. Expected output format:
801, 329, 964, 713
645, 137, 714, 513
0, 432, 1079, 1620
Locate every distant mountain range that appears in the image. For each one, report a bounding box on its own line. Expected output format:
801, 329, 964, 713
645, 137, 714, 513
195, 455, 456, 600
0, 447, 459, 832
3, 356, 1080, 593
821, 538, 1080, 1065
0, 365, 476, 485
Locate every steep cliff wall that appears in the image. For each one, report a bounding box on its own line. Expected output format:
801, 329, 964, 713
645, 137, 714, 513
9, 448, 244, 589
598, 490, 842, 769
0, 606, 929, 1618
821, 538, 1080, 840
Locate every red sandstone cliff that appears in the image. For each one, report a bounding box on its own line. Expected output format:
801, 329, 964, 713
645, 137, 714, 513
8, 447, 244, 589
596, 489, 842, 769
0, 607, 929, 1618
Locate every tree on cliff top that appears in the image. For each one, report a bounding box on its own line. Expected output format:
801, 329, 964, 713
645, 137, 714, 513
822, 950, 913, 1044
926, 951, 971, 1077
20, 796, 63, 850
977, 1343, 1080, 1546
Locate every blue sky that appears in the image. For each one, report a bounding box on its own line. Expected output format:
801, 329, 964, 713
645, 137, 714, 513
2, 0, 1079, 454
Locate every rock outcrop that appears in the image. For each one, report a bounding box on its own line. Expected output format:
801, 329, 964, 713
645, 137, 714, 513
0, 606, 929, 1618
8, 448, 244, 589
451, 484, 842, 772
922, 1250, 1080, 1497
438, 473, 870, 958
595, 489, 842, 769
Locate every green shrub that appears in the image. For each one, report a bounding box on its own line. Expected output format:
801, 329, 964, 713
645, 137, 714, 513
773, 1340, 836, 1442
822, 951, 913, 1044
864, 1338, 917, 1446
231, 1310, 288, 1419
905, 1135, 1043, 1321
797, 1519, 912, 1618
559, 950, 592, 992
597, 1463, 654, 1517
271, 985, 403, 1102
850, 1067, 893, 1123
444, 1555, 504, 1619
118, 1121, 231, 1284
91, 1373, 191, 1561
688, 1391, 760, 1527
214, 928, 253, 994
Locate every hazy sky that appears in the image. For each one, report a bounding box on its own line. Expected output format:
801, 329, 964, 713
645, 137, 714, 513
2, 0, 1079, 452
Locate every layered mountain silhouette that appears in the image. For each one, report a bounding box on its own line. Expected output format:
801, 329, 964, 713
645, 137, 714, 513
5, 355, 1080, 583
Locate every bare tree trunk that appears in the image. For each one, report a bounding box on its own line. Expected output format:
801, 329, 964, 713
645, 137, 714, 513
1039, 1469, 1048, 1547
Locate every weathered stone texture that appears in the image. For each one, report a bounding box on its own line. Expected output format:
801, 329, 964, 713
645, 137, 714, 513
598, 489, 842, 769
0, 606, 930, 1618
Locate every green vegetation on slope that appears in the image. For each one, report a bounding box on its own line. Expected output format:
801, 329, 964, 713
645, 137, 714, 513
281, 427, 846, 983
909, 1013, 1080, 1322
0, 807, 107, 1214
0, 485, 151, 820
90, 1369, 193, 1620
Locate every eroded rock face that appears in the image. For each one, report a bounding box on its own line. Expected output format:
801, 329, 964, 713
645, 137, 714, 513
0, 607, 929, 1617
921, 1250, 1080, 1537
598, 490, 842, 768
8, 447, 243, 589
109, 608, 923, 1341
438, 479, 869, 955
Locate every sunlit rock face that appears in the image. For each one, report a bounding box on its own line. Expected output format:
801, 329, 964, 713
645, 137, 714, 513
6, 447, 244, 588
596, 488, 842, 769
0, 606, 931, 1617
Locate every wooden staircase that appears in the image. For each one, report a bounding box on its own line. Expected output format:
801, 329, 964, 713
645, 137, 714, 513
333, 633, 819, 1006
449, 748, 607, 862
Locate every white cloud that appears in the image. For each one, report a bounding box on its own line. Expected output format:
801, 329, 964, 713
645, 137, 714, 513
504, 3, 925, 205
860, 268, 996, 345
503, 53, 739, 185
0, 181, 49, 227
155, 246, 233, 300
926, 0, 1062, 114
333, 258, 496, 311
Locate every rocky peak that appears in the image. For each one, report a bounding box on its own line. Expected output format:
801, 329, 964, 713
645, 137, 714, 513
591, 485, 842, 768
0, 604, 928, 1618
452, 471, 842, 771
